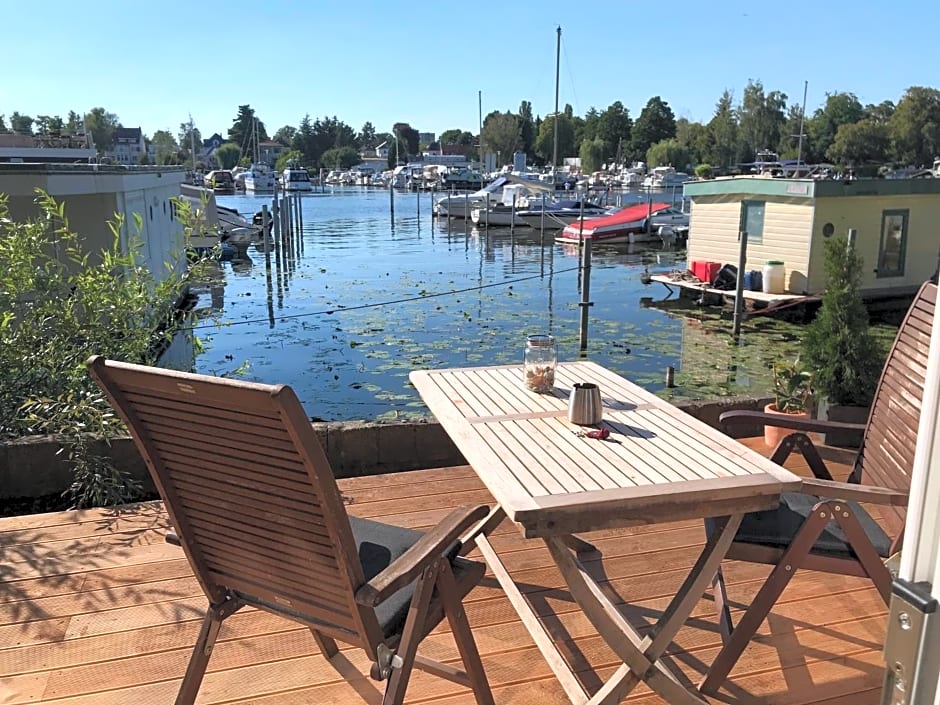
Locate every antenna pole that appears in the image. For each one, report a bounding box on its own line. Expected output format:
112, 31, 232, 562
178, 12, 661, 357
796, 80, 808, 173
552, 26, 561, 170
478, 90, 483, 172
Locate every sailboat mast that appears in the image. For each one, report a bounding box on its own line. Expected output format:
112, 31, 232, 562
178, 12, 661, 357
796, 80, 808, 172
189, 113, 196, 173
552, 25, 561, 170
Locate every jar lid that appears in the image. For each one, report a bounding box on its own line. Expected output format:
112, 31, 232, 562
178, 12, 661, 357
765, 260, 784, 265
526, 334, 555, 346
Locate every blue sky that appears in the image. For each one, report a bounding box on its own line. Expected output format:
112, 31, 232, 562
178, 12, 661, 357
3, 0, 937, 141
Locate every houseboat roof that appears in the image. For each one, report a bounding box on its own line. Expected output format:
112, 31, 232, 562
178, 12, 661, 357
684, 176, 940, 200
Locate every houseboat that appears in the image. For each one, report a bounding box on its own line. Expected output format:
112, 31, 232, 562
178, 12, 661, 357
681, 176, 940, 299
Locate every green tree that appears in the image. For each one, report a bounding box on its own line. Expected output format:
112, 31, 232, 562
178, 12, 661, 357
151, 129, 180, 165
292, 115, 317, 166
178, 120, 202, 168
228, 104, 267, 156
630, 96, 676, 160
65, 111, 84, 136
358, 121, 376, 148
534, 113, 575, 165
595, 101, 633, 163
276, 149, 304, 172
10, 111, 34, 135
518, 100, 535, 159
0, 114, 8, 133
393, 122, 419, 156
646, 138, 690, 170
35, 115, 64, 136
826, 120, 890, 166
737, 80, 787, 160
481, 111, 522, 165
579, 137, 606, 173
273, 125, 297, 145
675, 118, 706, 164
320, 146, 361, 170
439, 129, 473, 145
865, 100, 895, 125
0, 191, 193, 506
890, 86, 940, 166
808, 92, 864, 162
702, 89, 738, 170
802, 235, 882, 406
215, 142, 241, 169
85, 107, 120, 152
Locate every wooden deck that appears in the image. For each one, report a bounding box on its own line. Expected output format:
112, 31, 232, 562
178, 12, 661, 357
1, 438, 887, 704
649, 274, 813, 308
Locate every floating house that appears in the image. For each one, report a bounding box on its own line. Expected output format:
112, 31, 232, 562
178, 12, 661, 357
683, 177, 940, 299
0, 163, 188, 284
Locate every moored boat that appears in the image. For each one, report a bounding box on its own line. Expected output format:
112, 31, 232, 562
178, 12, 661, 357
282, 166, 313, 192
516, 199, 610, 230
557, 202, 689, 244
245, 163, 276, 192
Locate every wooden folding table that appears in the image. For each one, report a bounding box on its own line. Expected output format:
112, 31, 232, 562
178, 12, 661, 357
411, 361, 800, 704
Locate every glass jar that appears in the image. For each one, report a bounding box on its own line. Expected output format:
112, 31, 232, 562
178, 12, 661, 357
524, 334, 557, 393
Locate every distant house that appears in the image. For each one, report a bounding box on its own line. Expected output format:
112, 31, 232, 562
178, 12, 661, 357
422, 142, 443, 157
258, 140, 284, 166
0, 133, 96, 163
375, 141, 389, 159
110, 127, 146, 165
683, 176, 940, 299
200, 133, 226, 169
418, 132, 436, 146
202, 133, 225, 151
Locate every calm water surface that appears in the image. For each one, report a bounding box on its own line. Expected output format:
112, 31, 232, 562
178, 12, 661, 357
190, 187, 895, 421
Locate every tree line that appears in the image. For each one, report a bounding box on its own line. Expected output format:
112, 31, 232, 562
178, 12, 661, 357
4, 82, 938, 173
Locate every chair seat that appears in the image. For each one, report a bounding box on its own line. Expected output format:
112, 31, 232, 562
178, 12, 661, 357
733, 492, 892, 559
349, 516, 484, 638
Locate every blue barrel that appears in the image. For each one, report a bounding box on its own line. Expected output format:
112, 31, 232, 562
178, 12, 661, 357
743, 270, 762, 292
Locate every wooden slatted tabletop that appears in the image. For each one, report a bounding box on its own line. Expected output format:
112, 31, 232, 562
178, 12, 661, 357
411, 361, 801, 537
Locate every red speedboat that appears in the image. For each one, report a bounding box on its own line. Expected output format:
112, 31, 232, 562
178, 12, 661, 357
557, 202, 684, 244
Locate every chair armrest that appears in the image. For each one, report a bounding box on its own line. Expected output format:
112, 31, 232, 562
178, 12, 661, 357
802, 477, 908, 507
356, 504, 489, 608
719, 409, 866, 434
166, 532, 181, 546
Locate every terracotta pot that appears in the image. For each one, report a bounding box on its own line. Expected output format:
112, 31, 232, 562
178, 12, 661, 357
763, 402, 809, 448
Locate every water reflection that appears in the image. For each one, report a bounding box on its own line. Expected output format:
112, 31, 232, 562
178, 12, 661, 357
183, 188, 892, 421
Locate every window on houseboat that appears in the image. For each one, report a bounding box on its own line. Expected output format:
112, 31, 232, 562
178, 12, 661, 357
740, 200, 765, 244
877, 209, 908, 278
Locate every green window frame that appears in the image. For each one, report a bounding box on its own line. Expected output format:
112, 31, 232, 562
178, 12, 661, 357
877, 209, 908, 278
740, 200, 765, 244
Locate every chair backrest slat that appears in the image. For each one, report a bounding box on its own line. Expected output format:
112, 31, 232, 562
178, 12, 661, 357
858, 281, 936, 538
88, 357, 381, 646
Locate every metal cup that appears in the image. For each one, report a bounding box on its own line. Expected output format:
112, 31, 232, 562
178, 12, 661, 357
568, 382, 602, 425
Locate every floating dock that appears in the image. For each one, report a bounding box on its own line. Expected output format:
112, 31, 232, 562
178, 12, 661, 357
649, 274, 814, 311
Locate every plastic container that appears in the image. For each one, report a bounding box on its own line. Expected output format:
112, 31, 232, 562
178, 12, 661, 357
744, 270, 763, 292
712, 264, 738, 291
691, 260, 721, 284
524, 335, 557, 393
762, 261, 786, 294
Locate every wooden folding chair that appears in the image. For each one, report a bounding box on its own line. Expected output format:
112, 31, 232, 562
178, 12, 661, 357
699, 280, 935, 696
87, 356, 494, 705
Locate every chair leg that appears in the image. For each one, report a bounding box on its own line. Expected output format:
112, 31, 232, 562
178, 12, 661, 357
437, 562, 494, 705
311, 629, 339, 658
175, 606, 225, 705
833, 503, 893, 603
711, 566, 733, 644
699, 507, 832, 696
382, 561, 439, 705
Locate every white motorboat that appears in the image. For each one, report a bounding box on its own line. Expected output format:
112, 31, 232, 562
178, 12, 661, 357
516, 199, 611, 230
282, 166, 314, 192
244, 163, 276, 192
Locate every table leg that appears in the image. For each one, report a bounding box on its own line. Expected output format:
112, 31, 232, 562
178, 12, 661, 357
544, 513, 744, 705
560, 533, 601, 557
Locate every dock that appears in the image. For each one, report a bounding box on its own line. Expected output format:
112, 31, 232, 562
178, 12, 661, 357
649, 273, 815, 312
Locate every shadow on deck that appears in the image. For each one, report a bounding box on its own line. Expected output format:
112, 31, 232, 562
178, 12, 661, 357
0, 438, 885, 704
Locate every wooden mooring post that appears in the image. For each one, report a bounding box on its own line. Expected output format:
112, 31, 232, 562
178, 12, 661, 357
732, 230, 748, 338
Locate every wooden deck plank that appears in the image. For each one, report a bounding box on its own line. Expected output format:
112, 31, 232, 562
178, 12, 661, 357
0, 438, 888, 705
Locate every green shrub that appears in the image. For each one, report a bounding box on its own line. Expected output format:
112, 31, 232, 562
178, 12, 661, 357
694, 163, 712, 179
802, 235, 883, 406
0, 190, 193, 507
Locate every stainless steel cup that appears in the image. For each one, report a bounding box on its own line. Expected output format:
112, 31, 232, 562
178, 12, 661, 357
568, 382, 602, 425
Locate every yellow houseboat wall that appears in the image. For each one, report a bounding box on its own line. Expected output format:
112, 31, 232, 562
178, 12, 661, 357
810, 193, 940, 295
687, 193, 814, 293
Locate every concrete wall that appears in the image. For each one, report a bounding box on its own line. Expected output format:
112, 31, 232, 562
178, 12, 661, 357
0, 397, 774, 501
688, 195, 815, 293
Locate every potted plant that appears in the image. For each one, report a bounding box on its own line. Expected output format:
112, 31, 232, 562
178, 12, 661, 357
764, 360, 813, 448
802, 234, 883, 446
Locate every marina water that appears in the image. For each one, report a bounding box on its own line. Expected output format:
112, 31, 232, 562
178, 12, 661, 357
191, 187, 893, 422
